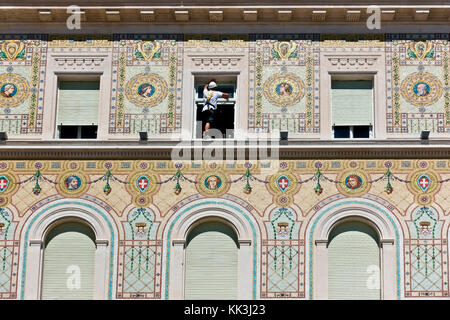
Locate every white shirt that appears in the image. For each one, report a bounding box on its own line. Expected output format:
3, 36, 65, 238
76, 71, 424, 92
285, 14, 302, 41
202, 89, 224, 112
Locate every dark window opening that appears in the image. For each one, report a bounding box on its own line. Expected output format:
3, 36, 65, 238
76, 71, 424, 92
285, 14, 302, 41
333, 125, 372, 139
59, 125, 98, 139
195, 77, 236, 139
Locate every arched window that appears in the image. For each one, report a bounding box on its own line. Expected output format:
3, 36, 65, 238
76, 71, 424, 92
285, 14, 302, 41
328, 221, 380, 300
184, 221, 239, 299
41, 221, 96, 300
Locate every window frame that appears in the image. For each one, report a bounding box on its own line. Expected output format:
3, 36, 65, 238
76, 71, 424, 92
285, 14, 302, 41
330, 75, 375, 140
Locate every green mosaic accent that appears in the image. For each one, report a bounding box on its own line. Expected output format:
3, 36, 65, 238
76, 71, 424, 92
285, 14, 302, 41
116, 53, 126, 127
255, 51, 263, 126
443, 53, 450, 125
167, 54, 177, 128
305, 55, 313, 127
28, 54, 40, 127
392, 53, 401, 126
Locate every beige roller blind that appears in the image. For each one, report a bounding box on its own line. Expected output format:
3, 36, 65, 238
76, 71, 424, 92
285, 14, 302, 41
41, 222, 96, 300
57, 81, 100, 126
185, 222, 238, 300
331, 80, 373, 126
328, 221, 381, 300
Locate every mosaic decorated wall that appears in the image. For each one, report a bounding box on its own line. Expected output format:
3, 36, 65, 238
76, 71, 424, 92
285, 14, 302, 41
0, 159, 449, 299
0, 34, 449, 137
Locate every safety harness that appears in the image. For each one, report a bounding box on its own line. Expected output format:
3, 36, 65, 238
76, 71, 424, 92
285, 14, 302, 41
204, 89, 215, 110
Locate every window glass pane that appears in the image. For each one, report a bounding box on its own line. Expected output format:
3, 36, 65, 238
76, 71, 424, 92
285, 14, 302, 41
353, 126, 371, 138
334, 126, 350, 138
59, 125, 78, 139
81, 126, 98, 139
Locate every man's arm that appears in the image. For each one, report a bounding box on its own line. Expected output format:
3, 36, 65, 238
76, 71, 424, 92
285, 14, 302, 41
221, 92, 230, 100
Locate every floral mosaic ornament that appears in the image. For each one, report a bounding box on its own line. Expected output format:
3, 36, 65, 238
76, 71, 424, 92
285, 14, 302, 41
263, 72, 305, 107
270, 41, 298, 60
134, 40, 162, 60
400, 72, 443, 107
125, 73, 168, 108
407, 41, 435, 60
0, 40, 26, 61
227, 163, 268, 195
0, 73, 30, 108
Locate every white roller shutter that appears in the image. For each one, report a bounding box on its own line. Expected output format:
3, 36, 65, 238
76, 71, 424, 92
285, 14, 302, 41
41, 222, 96, 300
328, 221, 381, 300
331, 80, 373, 126
185, 222, 238, 300
57, 81, 100, 126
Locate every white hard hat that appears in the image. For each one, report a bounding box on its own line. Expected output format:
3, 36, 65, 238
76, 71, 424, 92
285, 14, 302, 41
208, 81, 217, 89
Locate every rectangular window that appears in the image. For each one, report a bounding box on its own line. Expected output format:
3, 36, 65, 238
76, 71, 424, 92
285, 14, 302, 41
331, 79, 373, 139
194, 76, 237, 139
56, 80, 100, 139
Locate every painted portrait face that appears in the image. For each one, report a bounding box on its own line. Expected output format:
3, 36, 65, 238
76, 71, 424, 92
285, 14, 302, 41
415, 83, 429, 97
345, 175, 362, 190
279, 43, 289, 55
277, 83, 292, 96
205, 175, 221, 190
142, 42, 154, 56
0, 83, 16, 98
138, 83, 155, 98
65, 176, 81, 190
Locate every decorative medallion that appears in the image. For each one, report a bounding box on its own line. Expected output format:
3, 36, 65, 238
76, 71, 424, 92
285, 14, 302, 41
274, 194, 293, 207
0, 175, 9, 193
417, 174, 431, 193
263, 73, 305, 107
57, 172, 88, 197
0, 73, 30, 108
277, 175, 290, 193
407, 41, 434, 60
336, 170, 370, 196
270, 41, 298, 60
136, 175, 150, 193
0, 40, 26, 61
268, 172, 299, 195
125, 73, 168, 108
127, 172, 158, 196
196, 171, 229, 197
408, 171, 440, 197
344, 174, 363, 190
400, 72, 443, 107
133, 195, 151, 207
0, 196, 8, 208
134, 41, 162, 60
64, 175, 82, 191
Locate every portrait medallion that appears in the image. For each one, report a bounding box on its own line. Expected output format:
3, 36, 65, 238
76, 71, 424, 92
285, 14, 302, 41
0, 73, 30, 108
125, 73, 168, 108
263, 73, 305, 107
400, 72, 442, 107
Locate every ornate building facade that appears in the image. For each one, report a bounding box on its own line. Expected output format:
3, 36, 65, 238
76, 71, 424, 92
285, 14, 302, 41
0, 0, 449, 300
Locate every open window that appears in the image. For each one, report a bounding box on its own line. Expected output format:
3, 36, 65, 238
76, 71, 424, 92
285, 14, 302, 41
194, 75, 237, 139
55, 76, 100, 139
331, 76, 374, 139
